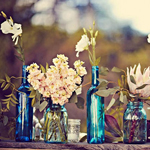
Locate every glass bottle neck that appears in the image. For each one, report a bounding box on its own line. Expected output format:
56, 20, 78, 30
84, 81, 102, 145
92, 66, 99, 86
127, 101, 143, 109
22, 65, 29, 85
48, 99, 64, 109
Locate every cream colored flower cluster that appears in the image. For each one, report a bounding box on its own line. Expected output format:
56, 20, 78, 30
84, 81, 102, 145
26, 54, 87, 105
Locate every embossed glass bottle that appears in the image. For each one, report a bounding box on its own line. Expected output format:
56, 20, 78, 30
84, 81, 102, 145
15, 65, 33, 142
87, 66, 105, 144
44, 100, 68, 143
123, 101, 147, 144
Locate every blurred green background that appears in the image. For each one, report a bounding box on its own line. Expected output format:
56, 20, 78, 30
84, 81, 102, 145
0, 0, 150, 137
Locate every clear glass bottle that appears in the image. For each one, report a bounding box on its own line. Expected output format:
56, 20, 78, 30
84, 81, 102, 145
87, 66, 105, 144
15, 65, 33, 142
123, 101, 147, 144
44, 100, 68, 143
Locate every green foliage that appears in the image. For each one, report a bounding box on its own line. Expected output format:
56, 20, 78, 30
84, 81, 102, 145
0, 74, 20, 110
111, 67, 122, 73
69, 92, 85, 109
99, 66, 109, 76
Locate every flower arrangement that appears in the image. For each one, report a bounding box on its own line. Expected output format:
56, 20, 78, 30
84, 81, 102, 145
96, 63, 150, 109
0, 12, 87, 141
95, 63, 150, 143
27, 54, 87, 107
75, 21, 101, 66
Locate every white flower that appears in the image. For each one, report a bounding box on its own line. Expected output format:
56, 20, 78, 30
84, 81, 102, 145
127, 63, 150, 97
75, 34, 90, 57
1, 19, 22, 45
147, 34, 150, 43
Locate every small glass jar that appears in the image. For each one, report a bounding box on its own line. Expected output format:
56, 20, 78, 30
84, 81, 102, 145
123, 101, 147, 144
68, 119, 81, 142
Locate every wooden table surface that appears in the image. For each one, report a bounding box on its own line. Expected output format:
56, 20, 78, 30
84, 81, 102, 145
1, 141, 150, 150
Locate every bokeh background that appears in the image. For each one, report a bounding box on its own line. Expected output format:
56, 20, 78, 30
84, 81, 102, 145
0, 0, 150, 138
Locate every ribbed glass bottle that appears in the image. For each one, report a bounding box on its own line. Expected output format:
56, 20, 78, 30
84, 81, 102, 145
15, 65, 33, 142
87, 66, 105, 144
123, 101, 147, 144
44, 100, 68, 143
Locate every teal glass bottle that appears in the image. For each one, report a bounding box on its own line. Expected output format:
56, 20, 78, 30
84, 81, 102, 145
44, 100, 68, 143
123, 101, 147, 144
15, 65, 33, 142
87, 66, 105, 144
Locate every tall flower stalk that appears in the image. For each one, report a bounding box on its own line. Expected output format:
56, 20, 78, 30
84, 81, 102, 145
0, 11, 25, 65
75, 21, 100, 66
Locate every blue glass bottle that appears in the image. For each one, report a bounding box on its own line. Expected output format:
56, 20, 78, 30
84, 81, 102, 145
15, 65, 33, 142
44, 100, 68, 143
123, 101, 147, 144
87, 66, 105, 144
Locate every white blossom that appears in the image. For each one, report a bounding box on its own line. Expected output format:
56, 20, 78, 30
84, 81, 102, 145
75, 34, 90, 57
0, 19, 22, 45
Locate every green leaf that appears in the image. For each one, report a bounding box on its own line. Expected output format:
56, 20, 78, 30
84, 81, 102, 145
95, 57, 101, 66
111, 67, 122, 73
8, 127, 15, 135
119, 91, 124, 103
130, 75, 136, 84
96, 81, 108, 90
3, 116, 8, 126
39, 101, 48, 112
0, 79, 5, 83
1, 81, 6, 88
97, 78, 108, 83
29, 90, 36, 98
33, 100, 40, 109
2, 98, 10, 102
5, 94, 12, 97
96, 89, 111, 97
106, 98, 116, 111
31, 97, 36, 107
69, 92, 78, 103
10, 98, 18, 104
10, 101, 16, 106
40, 64, 46, 73
46, 62, 49, 71
5, 74, 10, 82
36, 90, 41, 101
28, 86, 34, 91
108, 88, 118, 95
118, 79, 122, 88
12, 94, 18, 101
75, 97, 84, 109
6, 102, 10, 110
15, 55, 23, 62
123, 95, 128, 104
136, 84, 148, 90
2, 83, 10, 91
99, 66, 109, 76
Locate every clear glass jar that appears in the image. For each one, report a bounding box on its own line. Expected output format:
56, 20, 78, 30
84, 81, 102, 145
123, 101, 147, 144
44, 100, 68, 143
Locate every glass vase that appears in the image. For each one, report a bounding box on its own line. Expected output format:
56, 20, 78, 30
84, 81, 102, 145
87, 66, 105, 144
44, 100, 68, 143
123, 101, 147, 144
15, 65, 33, 142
